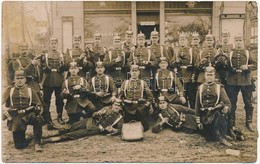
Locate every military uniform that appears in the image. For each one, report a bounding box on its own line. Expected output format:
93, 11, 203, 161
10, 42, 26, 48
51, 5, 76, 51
122, 28, 135, 62
152, 100, 197, 133
42, 101, 123, 143
2, 70, 43, 150
41, 38, 66, 127
195, 67, 231, 144
120, 65, 153, 131
225, 48, 257, 130
62, 70, 96, 124
104, 35, 127, 88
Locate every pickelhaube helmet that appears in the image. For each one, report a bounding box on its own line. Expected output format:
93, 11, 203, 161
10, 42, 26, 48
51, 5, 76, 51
50, 36, 58, 42
158, 95, 167, 102
113, 33, 121, 41
151, 27, 159, 37
14, 70, 26, 77
205, 66, 216, 73
69, 61, 78, 68
96, 61, 104, 67
234, 33, 243, 40
222, 29, 230, 37
205, 30, 214, 39
159, 56, 168, 63
73, 32, 81, 40
125, 26, 133, 35
191, 31, 200, 38
137, 31, 145, 39
130, 64, 139, 70
179, 31, 187, 39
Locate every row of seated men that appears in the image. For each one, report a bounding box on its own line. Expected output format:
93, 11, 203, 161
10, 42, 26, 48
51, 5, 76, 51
3, 28, 256, 152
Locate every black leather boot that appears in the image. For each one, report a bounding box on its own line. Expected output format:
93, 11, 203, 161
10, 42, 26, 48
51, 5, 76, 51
246, 111, 254, 132
57, 113, 65, 125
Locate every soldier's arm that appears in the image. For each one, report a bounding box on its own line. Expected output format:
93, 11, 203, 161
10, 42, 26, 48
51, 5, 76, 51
173, 72, 184, 96
23, 64, 35, 76
103, 52, 116, 68
118, 81, 126, 98
171, 104, 195, 114
109, 77, 118, 97
127, 53, 134, 66
219, 85, 231, 110
195, 86, 202, 121
143, 82, 153, 103
247, 52, 257, 72
2, 87, 11, 106
148, 52, 156, 67
152, 115, 165, 133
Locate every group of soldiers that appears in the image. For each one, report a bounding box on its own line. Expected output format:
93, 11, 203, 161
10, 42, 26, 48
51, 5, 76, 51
2, 27, 256, 152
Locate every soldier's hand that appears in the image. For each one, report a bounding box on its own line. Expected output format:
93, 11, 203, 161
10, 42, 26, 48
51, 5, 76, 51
240, 65, 248, 70
161, 117, 169, 123
110, 96, 117, 102
31, 58, 39, 66
80, 53, 86, 59
73, 85, 81, 90
197, 123, 203, 130
115, 56, 122, 63
83, 58, 88, 64
96, 91, 105, 97
180, 96, 186, 104
221, 106, 229, 114
63, 89, 69, 94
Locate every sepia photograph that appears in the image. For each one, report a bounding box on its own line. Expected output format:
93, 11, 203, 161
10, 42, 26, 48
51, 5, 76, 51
1, 1, 258, 162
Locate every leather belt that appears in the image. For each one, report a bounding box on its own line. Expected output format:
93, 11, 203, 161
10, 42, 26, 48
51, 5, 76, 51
180, 66, 187, 69
235, 69, 242, 73
51, 69, 57, 72
115, 67, 122, 71
73, 94, 80, 98
139, 66, 145, 69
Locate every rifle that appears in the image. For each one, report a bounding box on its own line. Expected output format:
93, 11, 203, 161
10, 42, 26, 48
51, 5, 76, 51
2, 106, 39, 121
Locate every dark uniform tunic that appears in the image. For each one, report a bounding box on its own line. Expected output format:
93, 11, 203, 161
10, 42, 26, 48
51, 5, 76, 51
104, 49, 127, 88
2, 85, 43, 148
152, 104, 197, 133
128, 47, 156, 89
120, 78, 153, 131
41, 51, 66, 123
64, 48, 94, 78
61, 76, 96, 124
92, 45, 106, 62
195, 82, 231, 141
155, 69, 184, 104
89, 74, 117, 110
122, 41, 134, 62
149, 44, 169, 68
225, 49, 257, 126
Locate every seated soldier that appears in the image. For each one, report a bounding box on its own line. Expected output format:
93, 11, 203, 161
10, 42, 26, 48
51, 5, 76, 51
195, 66, 232, 147
41, 99, 123, 144
119, 64, 153, 131
61, 62, 96, 125
152, 95, 197, 134
2, 70, 44, 152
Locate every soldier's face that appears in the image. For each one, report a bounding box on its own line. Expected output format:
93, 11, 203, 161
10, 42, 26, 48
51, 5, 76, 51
137, 38, 145, 47
191, 37, 200, 46
73, 38, 81, 48
94, 37, 101, 45
159, 101, 168, 110
20, 47, 28, 55
159, 61, 168, 69
15, 76, 26, 87
151, 36, 159, 44
222, 34, 230, 44
112, 103, 122, 112
125, 34, 133, 43
205, 72, 215, 83
179, 38, 188, 47
50, 41, 58, 51
96, 66, 105, 75
205, 37, 214, 47
234, 38, 244, 49
113, 40, 121, 49
130, 69, 140, 78
69, 67, 79, 76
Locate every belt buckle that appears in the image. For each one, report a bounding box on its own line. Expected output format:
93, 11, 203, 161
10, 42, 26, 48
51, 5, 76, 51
51, 69, 57, 72
236, 69, 242, 73
78, 67, 83, 70
73, 94, 80, 98
161, 89, 168, 92
139, 66, 145, 69
133, 101, 138, 104
115, 67, 121, 70
180, 66, 187, 69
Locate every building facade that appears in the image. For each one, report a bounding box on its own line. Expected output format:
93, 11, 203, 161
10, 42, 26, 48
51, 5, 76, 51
51, 1, 257, 52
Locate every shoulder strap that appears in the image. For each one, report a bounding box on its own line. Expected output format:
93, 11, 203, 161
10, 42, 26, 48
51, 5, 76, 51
108, 51, 112, 62
155, 72, 159, 88
105, 75, 109, 92
215, 84, 221, 106
65, 79, 69, 93
27, 87, 32, 106
229, 51, 234, 67
199, 84, 204, 107
140, 80, 144, 99
16, 59, 24, 70
92, 77, 96, 93
170, 71, 174, 86
124, 80, 129, 97
122, 51, 126, 66
59, 52, 64, 63
189, 48, 193, 64
148, 49, 151, 62
69, 50, 73, 59
199, 50, 203, 61
45, 53, 49, 67
10, 87, 15, 107
245, 50, 249, 66
160, 45, 164, 57
80, 77, 84, 86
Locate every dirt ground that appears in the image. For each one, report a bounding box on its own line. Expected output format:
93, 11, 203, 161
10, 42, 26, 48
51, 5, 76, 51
1, 89, 258, 163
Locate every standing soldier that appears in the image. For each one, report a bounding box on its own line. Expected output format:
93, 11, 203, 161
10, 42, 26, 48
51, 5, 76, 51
225, 34, 257, 132
122, 27, 135, 63
41, 37, 66, 129
64, 33, 93, 78
2, 70, 44, 152
104, 34, 127, 89
92, 32, 107, 62
164, 39, 175, 65
120, 64, 153, 131
89, 61, 117, 110
128, 31, 156, 89
195, 66, 232, 147
61, 62, 96, 125
190, 31, 202, 56
196, 31, 225, 84
173, 32, 197, 108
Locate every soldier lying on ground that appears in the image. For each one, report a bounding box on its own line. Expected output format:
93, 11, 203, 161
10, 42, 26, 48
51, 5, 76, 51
152, 95, 197, 134
41, 99, 123, 144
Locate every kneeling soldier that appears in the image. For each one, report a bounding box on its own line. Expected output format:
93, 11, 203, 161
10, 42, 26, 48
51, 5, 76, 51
119, 64, 153, 131
61, 62, 96, 125
152, 95, 197, 134
41, 99, 123, 143
195, 66, 232, 147
2, 70, 44, 152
